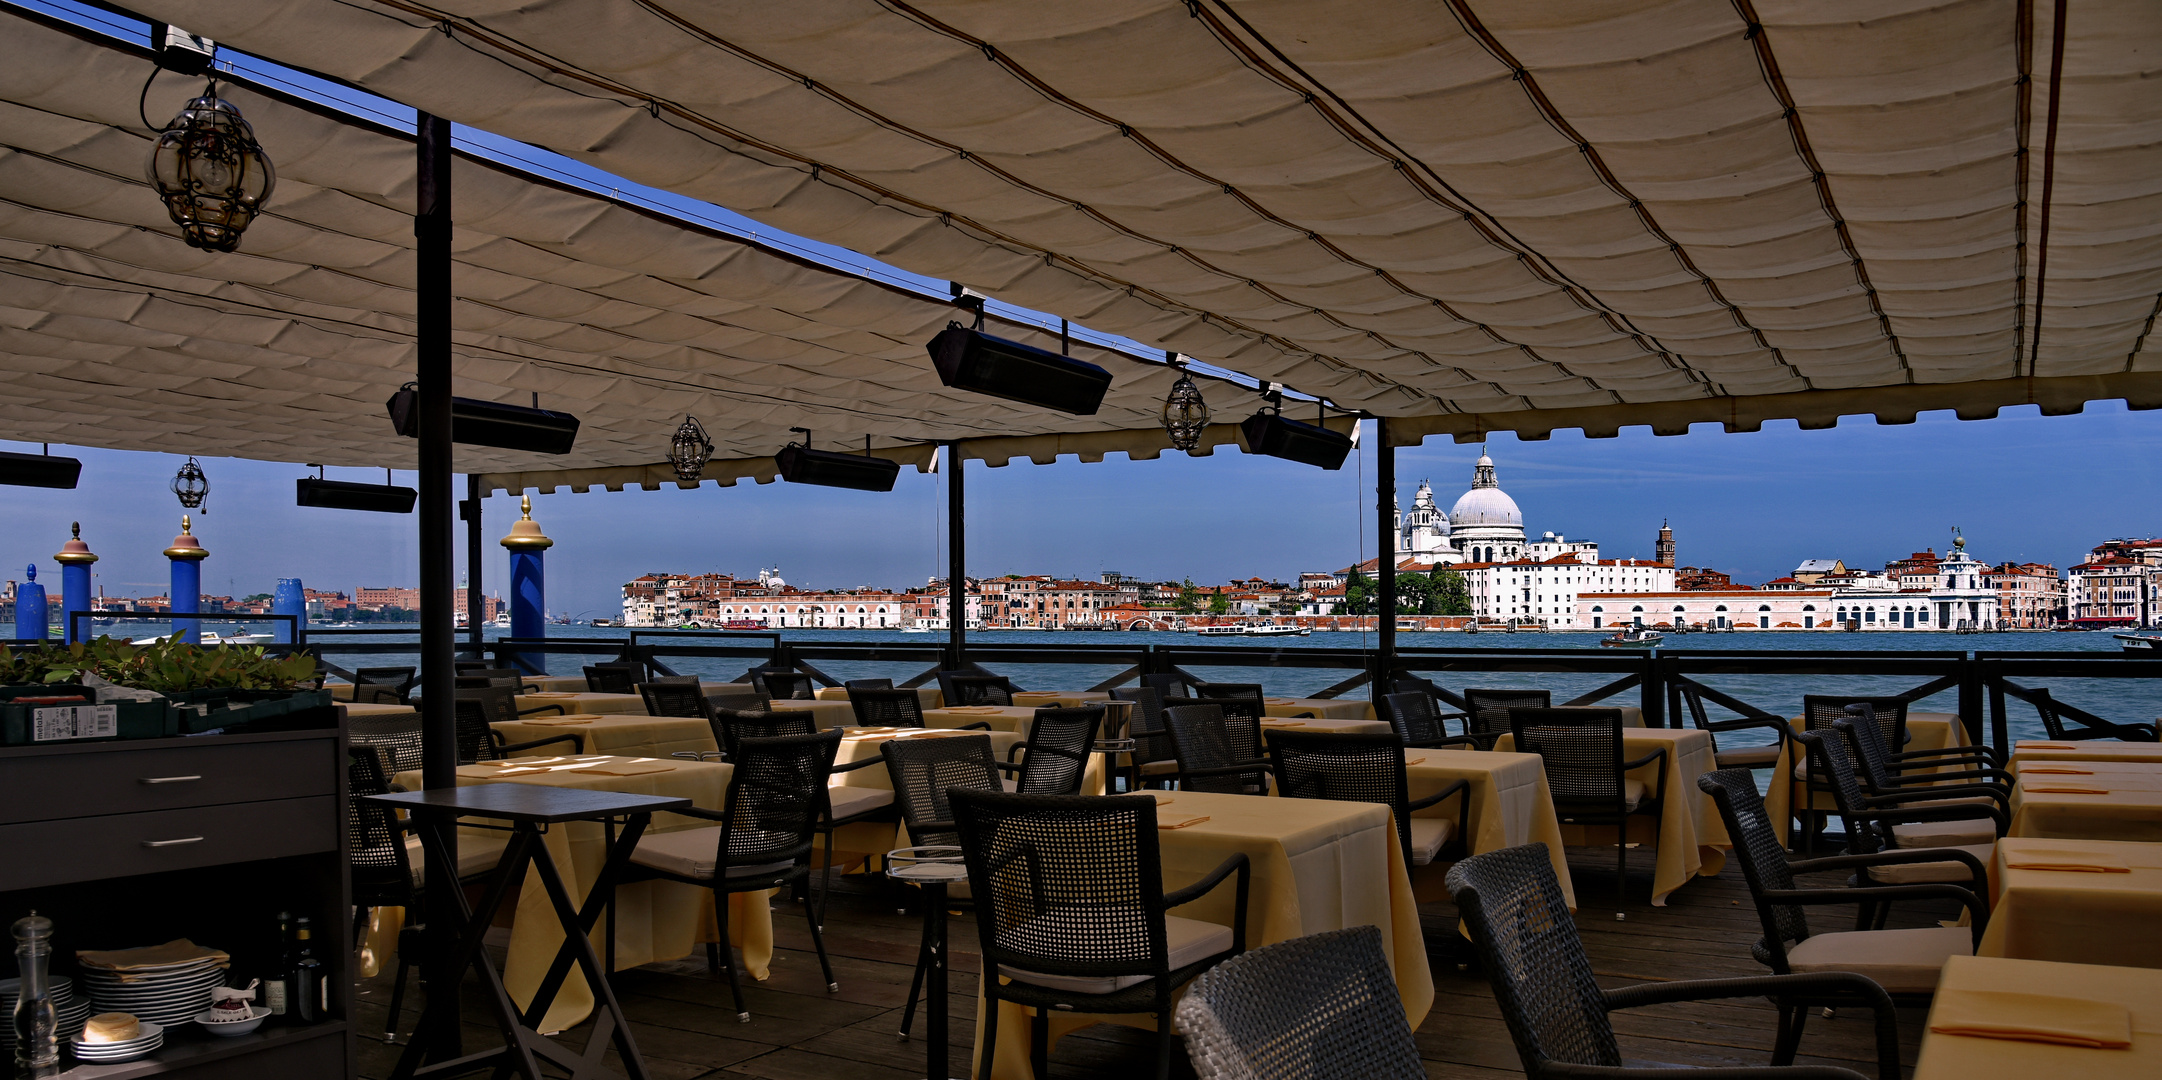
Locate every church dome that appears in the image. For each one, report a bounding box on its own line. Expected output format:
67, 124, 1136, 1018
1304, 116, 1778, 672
1449, 454, 1522, 529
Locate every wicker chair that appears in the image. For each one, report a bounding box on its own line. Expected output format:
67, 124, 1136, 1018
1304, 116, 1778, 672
1265, 730, 1468, 871
451, 691, 583, 763
459, 667, 540, 693
952, 788, 1250, 1080
637, 680, 714, 720
347, 748, 424, 1043
1377, 692, 1479, 751
849, 687, 922, 728
354, 666, 417, 705
756, 668, 817, 700
1167, 696, 1267, 758
1698, 768, 1983, 1002
1192, 682, 1266, 707
1112, 685, 1180, 788
948, 673, 1018, 706
2030, 686, 2160, 741
1835, 712, 2009, 850
1803, 695, 1909, 749
706, 686, 772, 713
584, 662, 644, 694
347, 711, 424, 777
1140, 671, 1194, 702
881, 733, 1005, 1039
1001, 707, 1101, 795
1447, 844, 1902, 1080
843, 678, 893, 692
625, 730, 841, 1020
1163, 703, 1270, 795
1508, 707, 1665, 912
1175, 926, 1422, 1080
1462, 688, 1550, 749
1797, 728, 1996, 928
1676, 684, 1789, 772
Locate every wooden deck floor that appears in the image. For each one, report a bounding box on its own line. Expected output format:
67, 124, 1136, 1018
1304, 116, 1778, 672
356, 849, 1951, 1078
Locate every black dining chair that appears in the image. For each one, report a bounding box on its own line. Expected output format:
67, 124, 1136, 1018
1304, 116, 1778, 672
347, 711, 424, 778
1174, 926, 1424, 1080
1162, 703, 1270, 795
450, 691, 583, 763
584, 662, 644, 694
1265, 730, 1468, 872
1798, 727, 1996, 928
1001, 707, 1101, 795
354, 666, 417, 705
843, 677, 894, 692
1447, 844, 1902, 1080
1675, 684, 1789, 773
948, 673, 1019, 707
459, 667, 541, 693
953, 788, 1250, 1080
637, 680, 714, 720
1377, 692, 1479, 751
1835, 710, 2009, 851
1507, 707, 1664, 914
755, 668, 817, 700
1111, 685, 1180, 789
1462, 688, 1549, 749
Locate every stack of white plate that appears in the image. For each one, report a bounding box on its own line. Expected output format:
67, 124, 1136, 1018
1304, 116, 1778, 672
0, 976, 93, 1053
70, 1021, 164, 1064
78, 956, 228, 1027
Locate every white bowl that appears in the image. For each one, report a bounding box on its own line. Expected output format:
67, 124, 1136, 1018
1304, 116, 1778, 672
195, 1006, 268, 1037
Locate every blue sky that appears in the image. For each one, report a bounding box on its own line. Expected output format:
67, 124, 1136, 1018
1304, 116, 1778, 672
7, 403, 2157, 618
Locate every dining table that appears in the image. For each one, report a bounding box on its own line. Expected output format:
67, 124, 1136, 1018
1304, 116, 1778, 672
1009, 690, 1111, 709
1262, 696, 1373, 721
767, 698, 858, 730
813, 685, 943, 709
2011, 740, 2162, 766
515, 691, 652, 716
970, 789, 1432, 1080
1492, 726, 1726, 905
921, 704, 1041, 734
1978, 837, 2162, 968
342, 700, 418, 722
528, 675, 748, 695
1257, 715, 1393, 737
1403, 747, 1576, 908
492, 713, 716, 760
2009, 759, 2162, 842
1913, 954, 2160, 1080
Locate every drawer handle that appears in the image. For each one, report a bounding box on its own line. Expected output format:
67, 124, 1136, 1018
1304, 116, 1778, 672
139, 775, 204, 785
141, 837, 204, 848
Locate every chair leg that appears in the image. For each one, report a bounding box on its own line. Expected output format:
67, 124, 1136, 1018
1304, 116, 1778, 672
1772, 1000, 1809, 1064
976, 987, 1001, 1080
384, 954, 413, 1045
1155, 1008, 1177, 1080
899, 917, 931, 1038
1030, 1006, 1050, 1080
800, 891, 838, 992
715, 886, 748, 1022
705, 941, 720, 975
1616, 829, 1629, 919
818, 822, 836, 929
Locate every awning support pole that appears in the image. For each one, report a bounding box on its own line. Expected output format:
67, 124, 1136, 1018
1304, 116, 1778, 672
414, 111, 461, 1065
1376, 418, 1396, 697
463, 474, 483, 656
946, 442, 966, 669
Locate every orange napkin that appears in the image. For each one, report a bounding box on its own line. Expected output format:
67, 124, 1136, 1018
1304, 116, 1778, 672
77, 939, 230, 972
573, 760, 676, 777
1405, 756, 1428, 767
1264, 698, 1299, 705
523, 717, 594, 726
2004, 847, 2130, 873
2022, 785, 2111, 795
2018, 742, 2080, 750
1928, 988, 2133, 1048
847, 727, 902, 735
1158, 814, 1211, 830
1149, 793, 1175, 805
2020, 766, 2094, 775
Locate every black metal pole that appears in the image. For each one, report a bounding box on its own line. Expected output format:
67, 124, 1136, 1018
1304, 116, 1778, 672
946, 442, 966, 670
463, 474, 484, 657
415, 111, 460, 1063
1375, 418, 1396, 695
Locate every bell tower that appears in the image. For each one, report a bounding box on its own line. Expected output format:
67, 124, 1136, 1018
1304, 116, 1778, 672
1656, 520, 1675, 567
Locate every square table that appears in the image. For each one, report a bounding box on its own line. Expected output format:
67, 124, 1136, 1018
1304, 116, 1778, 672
768, 698, 857, 730
1493, 726, 1726, 906
1403, 748, 1576, 908
971, 790, 1432, 1080
517, 691, 651, 716
1913, 955, 2161, 1080
922, 704, 1040, 734
1263, 696, 1373, 721
343, 700, 418, 722
2011, 763, 2162, 842
1979, 838, 2162, 968
2012, 740, 2162, 766
392, 755, 765, 1033
492, 714, 717, 761
1009, 690, 1111, 709
1257, 715, 1393, 736
815, 685, 943, 708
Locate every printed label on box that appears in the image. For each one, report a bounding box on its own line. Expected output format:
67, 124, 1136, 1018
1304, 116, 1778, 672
32, 704, 118, 741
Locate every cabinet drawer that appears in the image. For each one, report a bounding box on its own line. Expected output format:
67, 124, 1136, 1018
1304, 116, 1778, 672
0, 738, 333, 823
0, 796, 336, 891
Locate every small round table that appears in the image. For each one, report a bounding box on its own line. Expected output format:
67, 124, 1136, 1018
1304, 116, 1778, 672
887, 846, 969, 1080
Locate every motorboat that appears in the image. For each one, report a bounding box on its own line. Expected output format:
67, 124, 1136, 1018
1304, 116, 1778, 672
1191, 624, 1245, 636
2115, 633, 2162, 653
1242, 623, 1310, 637
1598, 626, 1663, 648
130, 631, 262, 646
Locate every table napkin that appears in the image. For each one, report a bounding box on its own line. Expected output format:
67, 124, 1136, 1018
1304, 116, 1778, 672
77, 940, 230, 971
2022, 785, 2112, 795
473, 757, 570, 767
1158, 814, 1211, 830
847, 726, 902, 735
945, 706, 1005, 714
2020, 767, 2095, 776
1928, 988, 2133, 1048
573, 761, 677, 777
1260, 720, 1306, 728
1405, 756, 1428, 767
523, 717, 594, 726
2004, 848, 2130, 873
2017, 743, 2080, 750
1150, 793, 1175, 805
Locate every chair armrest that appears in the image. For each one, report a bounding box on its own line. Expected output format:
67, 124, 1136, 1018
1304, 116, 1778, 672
1868, 801, 2008, 833
499, 732, 583, 755
1160, 852, 1252, 953
516, 703, 568, 717
1792, 846, 1990, 895
1704, 716, 1791, 742
994, 760, 1026, 774
1597, 971, 1897, 1080
1179, 761, 1272, 779
1406, 778, 1470, 813
1410, 735, 1483, 750
670, 750, 724, 762
1762, 884, 1989, 940
1890, 743, 1999, 764
1621, 747, 1668, 772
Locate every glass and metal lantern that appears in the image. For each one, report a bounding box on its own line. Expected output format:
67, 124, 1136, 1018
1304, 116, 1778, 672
668, 415, 714, 482
1160, 362, 1210, 451
146, 87, 275, 253
171, 456, 209, 512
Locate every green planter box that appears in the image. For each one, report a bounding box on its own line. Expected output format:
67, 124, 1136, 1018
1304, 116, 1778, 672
0, 684, 177, 745
170, 688, 337, 735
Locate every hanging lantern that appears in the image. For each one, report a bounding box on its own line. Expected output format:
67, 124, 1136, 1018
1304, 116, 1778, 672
668, 415, 714, 482
146, 85, 275, 253
171, 456, 209, 512
1160, 363, 1210, 451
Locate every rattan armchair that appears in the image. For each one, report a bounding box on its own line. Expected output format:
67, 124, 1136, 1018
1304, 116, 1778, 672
756, 668, 817, 700
354, 666, 417, 705
1265, 730, 1468, 871
1835, 713, 2009, 850
1797, 728, 1995, 928
347, 711, 423, 777
1699, 769, 1982, 1002
1175, 926, 1422, 1080
1676, 684, 1789, 772
1112, 685, 1180, 788
952, 788, 1250, 1080
451, 691, 582, 762
1462, 688, 1550, 749
584, 662, 644, 693
843, 677, 893, 692
1448, 844, 1902, 1080
459, 667, 541, 693
1163, 703, 1270, 795
1000, 706, 1101, 795
625, 730, 842, 1021
1508, 707, 1665, 912
948, 673, 1019, 706
1377, 691, 1479, 750
637, 680, 715, 720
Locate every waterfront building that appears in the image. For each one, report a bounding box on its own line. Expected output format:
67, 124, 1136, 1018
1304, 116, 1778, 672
2069, 555, 2156, 628
1578, 589, 1837, 630
1483, 557, 1675, 628
1791, 560, 1846, 584
1988, 562, 2065, 628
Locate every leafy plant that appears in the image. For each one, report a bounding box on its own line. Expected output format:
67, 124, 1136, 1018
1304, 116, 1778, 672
0, 636, 316, 694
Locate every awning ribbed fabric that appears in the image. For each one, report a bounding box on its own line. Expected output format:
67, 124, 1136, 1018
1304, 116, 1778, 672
0, 7, 1293, 489
124, 0, 2162, 446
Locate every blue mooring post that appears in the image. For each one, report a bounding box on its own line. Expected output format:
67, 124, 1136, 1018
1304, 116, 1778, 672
165, 515, 207, 644
54, 523, 96, 643
14, 565, 47, 642
500, 495, 551, 675
273, 578, 306, 644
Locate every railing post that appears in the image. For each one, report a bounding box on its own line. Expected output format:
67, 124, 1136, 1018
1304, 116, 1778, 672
1985, 661, 2010, 753
1958, 651, 1984, 747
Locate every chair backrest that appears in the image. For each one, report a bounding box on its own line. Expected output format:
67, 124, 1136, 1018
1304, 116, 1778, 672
1111, 685, 1176, 767
1266, 731, 1414, 865
585, 663, 643, 694
347, 712, 424, 776
951, 788, 1169, 985
948, 674, 1016, 707
709, 706, 817, 761
1795, 727, 1887, 854
637, 681, 712, 720
1194, 682, 1265, 705
716, 730, 840, 872
1379, 692, 1451, 747
1013, 707, 1102, 795
850, 688, 928, 728
1168, 696, 1265, 759
1464, 688, 1551, 741
352, 684, 410, 706
1176, 926, 1423, 1080
1677, 684, 1713, 732
1507, 708, 1628, 805
346, 748, 414, 903
465, 667, 533, 686
453, 659, 491, 674
881, 732, 1002, 846
1390, 676, 1450, 710
451, 694, 505, 763
706, 686, 773, 713
1835, 705, 1905, 795
1696, 769, 1812, 972
1141, 671, 1193, 702
356, 666, 416, 692
843, 678, 894, 692
1445, 845, 1621, 1073
1802, 694, 1905, 750
756, 669, 816, 700
1162, 703, 1262, 794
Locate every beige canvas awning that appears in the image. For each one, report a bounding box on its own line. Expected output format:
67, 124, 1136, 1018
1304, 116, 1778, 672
122, 0, 2162, 445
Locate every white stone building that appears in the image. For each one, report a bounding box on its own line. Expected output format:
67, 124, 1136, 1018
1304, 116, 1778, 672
1477, 557, 1675, 628
1578, 590, 1838, 630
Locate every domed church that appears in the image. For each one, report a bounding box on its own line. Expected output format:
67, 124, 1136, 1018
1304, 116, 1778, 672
1395, 451, 1531, 565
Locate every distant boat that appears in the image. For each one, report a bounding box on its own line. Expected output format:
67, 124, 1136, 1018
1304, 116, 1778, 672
131, 631, 262, 646
1242, 623, 1309, 637
1599, 626, 1663, 648
2115, 633, 2162, 653
720, 618, 769, 630
591, 618, 615, 627
1191, 624, 1244, 637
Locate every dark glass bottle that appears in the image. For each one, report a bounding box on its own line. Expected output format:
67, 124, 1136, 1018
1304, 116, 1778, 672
263, 911, 293, 1021
291, 917, 324, 1023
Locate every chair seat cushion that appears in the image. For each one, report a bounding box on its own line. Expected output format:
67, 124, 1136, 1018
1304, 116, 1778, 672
1554, 778, 1650, 814
1783, 926, 1972, 993
1863, 843, 1995, 885
1715, 744, 1783, 768
629, 826, 794, 881
826, 785, 894, 821
1407, 817, 1457, 866
1890, 818, 1998, 848
1138, 759, 1180, 777
404, 833, 511, 887
998, 915, 1233, 995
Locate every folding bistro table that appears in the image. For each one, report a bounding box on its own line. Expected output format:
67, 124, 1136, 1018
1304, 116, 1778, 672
368, 783, 691, 1080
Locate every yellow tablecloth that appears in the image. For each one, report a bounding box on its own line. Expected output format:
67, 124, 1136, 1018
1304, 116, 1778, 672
2011, 765, 2162, 842
971, 790, 1432, 1080
491, 714, 716, 760
341, 701, 417, 722
1263, 697, 1374, 721
769, 698, 857, 730
2013, 741, 2162, 766
529, 675, 747, 695
1979, 838, 2162, 968
1914, 955, 2161, 1080
815, 685, 944, 708
1010, 690, 1111, 709
923, 705, 1040, 734
1495, 727, 1725, 906
1404, 749, 1576, 908
820, 727, 1039, 868
1257, 716, 1393, 736
389, 755, 769, 1033
516, 691, 650, 716
1769, 711, 1972, 846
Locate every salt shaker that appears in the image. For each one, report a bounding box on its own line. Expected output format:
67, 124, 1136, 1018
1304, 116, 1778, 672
11, 912, 58, 1080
